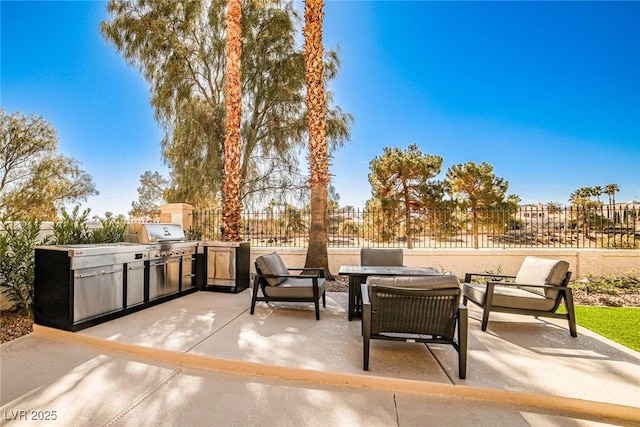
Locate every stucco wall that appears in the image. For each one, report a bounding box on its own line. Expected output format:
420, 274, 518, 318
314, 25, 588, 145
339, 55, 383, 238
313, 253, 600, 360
6, 245, 636, 312
251, 248, 639, 279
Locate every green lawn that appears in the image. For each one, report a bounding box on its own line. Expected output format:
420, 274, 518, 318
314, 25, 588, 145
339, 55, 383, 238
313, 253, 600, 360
561, 305, 640, 351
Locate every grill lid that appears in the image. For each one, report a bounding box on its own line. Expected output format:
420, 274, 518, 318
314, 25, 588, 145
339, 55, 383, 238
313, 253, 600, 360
125, 223, 186, 244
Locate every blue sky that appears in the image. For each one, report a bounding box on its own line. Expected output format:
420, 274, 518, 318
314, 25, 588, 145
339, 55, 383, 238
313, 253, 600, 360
2, 1, 639, 217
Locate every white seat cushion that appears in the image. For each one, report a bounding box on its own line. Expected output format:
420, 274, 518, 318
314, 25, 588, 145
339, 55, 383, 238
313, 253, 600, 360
464, 283, 557, 311
263, 277, 326, 298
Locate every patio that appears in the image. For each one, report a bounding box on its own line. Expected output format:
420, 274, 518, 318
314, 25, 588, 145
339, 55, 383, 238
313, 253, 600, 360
1, 291, 639, 426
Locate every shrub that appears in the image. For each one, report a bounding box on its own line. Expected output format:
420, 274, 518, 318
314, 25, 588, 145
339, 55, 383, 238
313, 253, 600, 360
0, 218, 49, 317
596, 234, 640, 249
91, 213, 127, 243
572, 269, 640, 296
52, 206, 127, 244
51, 206, 91, 244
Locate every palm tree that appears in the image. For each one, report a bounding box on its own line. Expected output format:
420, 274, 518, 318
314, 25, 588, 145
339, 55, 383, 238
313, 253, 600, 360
221, 0, 243, 241
303, 0, 331, 276
593, 186, 603, 203
547, 201, 562, 215
605, 183, 620, 223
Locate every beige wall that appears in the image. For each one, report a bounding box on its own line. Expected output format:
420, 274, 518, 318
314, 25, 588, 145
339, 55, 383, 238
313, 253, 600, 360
250, 248, 640, 279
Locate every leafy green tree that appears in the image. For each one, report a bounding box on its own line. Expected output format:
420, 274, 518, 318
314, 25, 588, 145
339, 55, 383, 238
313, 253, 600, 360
368, 144, 443, 248
445, 161, 510, 249
363, 197, 398, 244
0, 109, 97, 220
276, 203, 306, 240
101, 0, 351, 209
417, 180, 458, 241
130, 171, 169, 220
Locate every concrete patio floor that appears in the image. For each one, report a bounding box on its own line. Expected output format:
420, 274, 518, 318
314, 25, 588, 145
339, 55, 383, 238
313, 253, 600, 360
1, 291, 639, 426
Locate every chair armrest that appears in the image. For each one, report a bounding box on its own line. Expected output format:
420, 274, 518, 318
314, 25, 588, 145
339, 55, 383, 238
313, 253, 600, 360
464, 272, 516, 283
458, 302, 467, 318
287, 267, 326, 278
486, 281, 559, 290
257, 272, 321, 281
361, 283, 371, 305
258, 273, 324, 281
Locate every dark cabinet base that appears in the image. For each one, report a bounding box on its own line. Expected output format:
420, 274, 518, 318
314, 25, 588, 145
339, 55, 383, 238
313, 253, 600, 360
197, 242, 250, 294
34, 248, 197, 332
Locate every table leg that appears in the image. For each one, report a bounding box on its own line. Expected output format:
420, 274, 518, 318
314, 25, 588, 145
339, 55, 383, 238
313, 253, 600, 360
348, 275, 366, 320
348, 276, 356, 320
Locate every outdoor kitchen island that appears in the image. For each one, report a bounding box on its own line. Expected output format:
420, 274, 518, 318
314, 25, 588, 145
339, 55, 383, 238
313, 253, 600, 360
34, 223, 200, 332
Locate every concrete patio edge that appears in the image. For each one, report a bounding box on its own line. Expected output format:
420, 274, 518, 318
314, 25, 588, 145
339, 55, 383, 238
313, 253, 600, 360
34, 325, 640, 425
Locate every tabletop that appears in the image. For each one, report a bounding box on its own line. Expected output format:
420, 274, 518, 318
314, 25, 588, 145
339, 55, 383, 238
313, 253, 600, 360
338, 265, 441, 276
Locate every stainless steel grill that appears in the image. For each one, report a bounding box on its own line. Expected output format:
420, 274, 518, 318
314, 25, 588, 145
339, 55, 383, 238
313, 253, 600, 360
125, 223, 198, 300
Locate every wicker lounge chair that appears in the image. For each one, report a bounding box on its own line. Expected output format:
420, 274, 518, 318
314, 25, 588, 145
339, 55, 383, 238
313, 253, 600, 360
362, 275, 468, 379
251, 252, 326, 320
462, 256, 576, 337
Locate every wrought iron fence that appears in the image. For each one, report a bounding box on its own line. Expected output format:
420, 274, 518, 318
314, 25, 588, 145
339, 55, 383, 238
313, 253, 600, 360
192, 205, 640, 249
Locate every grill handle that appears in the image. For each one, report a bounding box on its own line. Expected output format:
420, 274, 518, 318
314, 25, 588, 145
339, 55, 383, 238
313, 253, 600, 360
75, 269, 122, 279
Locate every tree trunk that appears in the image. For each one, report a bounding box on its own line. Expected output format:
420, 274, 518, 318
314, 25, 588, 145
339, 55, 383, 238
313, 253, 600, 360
472, 207, 479, 249
221, 0, 243, 242
306, 185, 331, 277
404, 193, 413, 249
303, 0, 332, 278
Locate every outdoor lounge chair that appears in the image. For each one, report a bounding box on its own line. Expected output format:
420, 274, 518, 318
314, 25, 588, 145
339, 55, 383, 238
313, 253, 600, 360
462, 256, 576, 337
360, 248, 404, 266
251, 252, 326, 320
362, 275, 468, 379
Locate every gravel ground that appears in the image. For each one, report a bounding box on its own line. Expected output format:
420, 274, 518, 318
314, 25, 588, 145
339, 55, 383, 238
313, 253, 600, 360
2, 276, 637, 344
1, 311, 33, 343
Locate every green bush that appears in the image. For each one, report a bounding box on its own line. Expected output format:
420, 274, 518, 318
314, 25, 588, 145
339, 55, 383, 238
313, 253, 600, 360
52, 206, 127, 244
0, 218, 49, 317
91, 213, 127, 243
51, 206, 91, 244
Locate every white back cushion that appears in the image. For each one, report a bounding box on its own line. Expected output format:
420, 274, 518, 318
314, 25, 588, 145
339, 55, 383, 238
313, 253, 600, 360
256, 252, 288, 286
366, 274, 460, 290
515, 257, 569, 296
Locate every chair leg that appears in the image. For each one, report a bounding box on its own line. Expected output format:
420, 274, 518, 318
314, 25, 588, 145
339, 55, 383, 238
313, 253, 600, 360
481, 307, 491, 331
564, 288, 578, 337
322, 291, 326, 307
458, 305, 468, 379
481, 283, 495, 331
250, 282, 260, 315
363, 300, 371, 370
315, 300, 320, 320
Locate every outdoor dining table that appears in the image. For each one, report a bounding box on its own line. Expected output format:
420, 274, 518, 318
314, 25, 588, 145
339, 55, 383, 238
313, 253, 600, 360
338, 265, 443, 320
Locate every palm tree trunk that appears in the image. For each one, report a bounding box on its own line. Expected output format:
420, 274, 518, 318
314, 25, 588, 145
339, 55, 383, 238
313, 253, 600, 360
221, 0, 243, 241
303, 0, 332, 278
